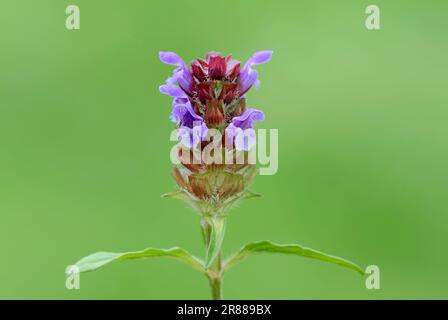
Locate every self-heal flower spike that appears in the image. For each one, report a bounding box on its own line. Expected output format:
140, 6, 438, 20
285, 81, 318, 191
159, 50, 272, 149
159, 51, 272, 205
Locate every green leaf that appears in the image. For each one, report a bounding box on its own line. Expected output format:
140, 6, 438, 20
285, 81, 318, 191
205, 217, 226, 269
223, 240, 364, 275
74, 247, 205, 274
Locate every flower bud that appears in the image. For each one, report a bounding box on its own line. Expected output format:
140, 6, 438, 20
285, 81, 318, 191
208, 55, 227, 80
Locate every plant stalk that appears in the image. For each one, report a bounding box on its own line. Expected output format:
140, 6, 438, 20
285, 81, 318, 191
202, 217, 223, 300
209, 253, 223, 300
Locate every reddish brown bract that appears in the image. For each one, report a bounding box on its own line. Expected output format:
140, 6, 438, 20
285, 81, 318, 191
188, 53, 242, 129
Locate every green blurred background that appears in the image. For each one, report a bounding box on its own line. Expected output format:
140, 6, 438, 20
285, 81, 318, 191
1, 0, 447, 299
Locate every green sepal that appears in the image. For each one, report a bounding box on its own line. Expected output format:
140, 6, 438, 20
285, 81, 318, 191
162, 191, 204, 213
221, 189, 262, 213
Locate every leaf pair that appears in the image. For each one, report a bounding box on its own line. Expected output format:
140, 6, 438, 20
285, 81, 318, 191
72, 241, 363, 276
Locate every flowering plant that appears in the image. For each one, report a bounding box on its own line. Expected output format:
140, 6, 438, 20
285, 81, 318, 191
71, 51, 363, 299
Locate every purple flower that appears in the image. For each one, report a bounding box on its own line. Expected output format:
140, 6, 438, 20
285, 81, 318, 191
178, 122, 208, 149
170, 98, 208, 148
159, 52, 193, 94
159, 76, 207, 148
159, 84, 187, 99
226, 108, 265, 151
239, 51, 273, 95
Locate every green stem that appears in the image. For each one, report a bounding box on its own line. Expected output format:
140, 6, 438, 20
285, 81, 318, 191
202, 217, 224, 300
209, 264, 223, 300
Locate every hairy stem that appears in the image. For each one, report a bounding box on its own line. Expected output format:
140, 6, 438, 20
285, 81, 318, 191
209, 252, 222, 300
202, 218, 223, 300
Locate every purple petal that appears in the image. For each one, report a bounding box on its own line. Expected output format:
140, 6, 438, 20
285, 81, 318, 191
243, 50, 273, 70
177, 73, 192, 93
178, 126, 195, 148
170, 97, 205, 129
159, 52, 193, 94
238, 51, 272, 94
199, 122, 208, 140
170, 99, 188, 123
178, 122, 208, 148
239, 69, 258, 95
166, 68, 183, 85
231, 108, 265, 130
225, 123, 239, 145
225, 108, 264, 151
235, 128, 257, 151
159, 52, 185, 66
225, 124, 257, 151
159, 84, 187, 98
180, 104, 203, 128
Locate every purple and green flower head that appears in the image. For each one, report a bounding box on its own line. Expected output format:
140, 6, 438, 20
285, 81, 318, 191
159, 51, 272, 151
